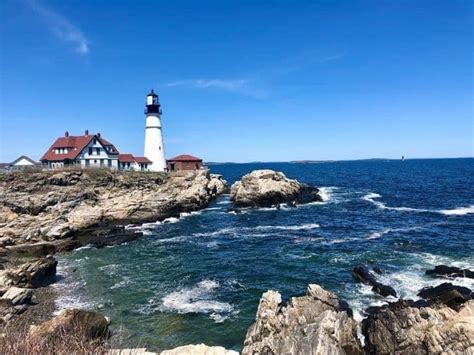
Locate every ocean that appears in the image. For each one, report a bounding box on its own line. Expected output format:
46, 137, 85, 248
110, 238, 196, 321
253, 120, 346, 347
53, 158, 474, 352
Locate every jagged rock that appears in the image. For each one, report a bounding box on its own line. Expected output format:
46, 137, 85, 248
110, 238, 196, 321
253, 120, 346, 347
230, 169, 322, 208
5, 241, 57, 258
208, 174, 227, 197
1, 286, 33, 305
29, 308, 109, 342
352, 266, 397, 298
160, 344, 238, 355
363, 299, 474, 354
417, 282, 473, 310
0, 169, 226, 248
426, 265, 474, 279
5, 255, 57, 288
242, 284, 363, 355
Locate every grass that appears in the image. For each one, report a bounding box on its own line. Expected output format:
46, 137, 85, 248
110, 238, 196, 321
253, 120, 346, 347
0, 323, 111, 354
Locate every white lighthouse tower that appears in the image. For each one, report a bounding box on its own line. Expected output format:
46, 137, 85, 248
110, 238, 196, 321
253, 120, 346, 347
144, 90, 166, 172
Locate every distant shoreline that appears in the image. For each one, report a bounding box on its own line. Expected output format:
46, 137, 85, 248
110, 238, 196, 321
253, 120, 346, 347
206, 156, 474, 165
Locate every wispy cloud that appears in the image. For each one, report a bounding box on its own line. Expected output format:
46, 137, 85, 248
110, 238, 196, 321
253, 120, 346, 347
26, 0, 90, 54
166, 78, 267, 99
165, 51, 346, 99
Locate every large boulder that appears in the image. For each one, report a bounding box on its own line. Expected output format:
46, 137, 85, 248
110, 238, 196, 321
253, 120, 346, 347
160, 344, 238, 355
352, 266, 397, 298
230, 170, 322, 208
1, 286, 32, 305
362, 300, 474, 354
29, 308, 109, 342
242, 284, 363, 355
4, 255, 57, 288
426, 265, 474, 279
417, 282, 473, 310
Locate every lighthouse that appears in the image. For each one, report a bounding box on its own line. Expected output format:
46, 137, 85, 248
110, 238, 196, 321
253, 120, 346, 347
144, 90, 166, 172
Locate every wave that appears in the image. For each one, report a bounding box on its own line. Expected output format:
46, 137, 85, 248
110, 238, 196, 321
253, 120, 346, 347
363, 192, 474, 216
438, 205, 474, 216
193, 223, 320, 238
160, 280, 234, 322
256, 223, 320, 231
366, 226, 424, 240
52, 261, 100, 314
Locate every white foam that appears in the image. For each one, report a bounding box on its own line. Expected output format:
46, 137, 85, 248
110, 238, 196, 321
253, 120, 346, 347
52, 262, 99, 313
110, 276, 132, 290
74, 244, 95, 251
318, 187, 336, 202
160, 280, 234, 322
366, 226, 423, 240
363, 192, 474, 216
438, 205, 474, 216
256, 223, 320, 231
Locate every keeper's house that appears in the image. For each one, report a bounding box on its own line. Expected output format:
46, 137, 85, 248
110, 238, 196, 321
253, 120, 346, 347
167, 154, 203, 172
41, 131, 151, 171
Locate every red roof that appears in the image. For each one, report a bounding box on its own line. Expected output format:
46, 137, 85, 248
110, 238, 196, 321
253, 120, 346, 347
41, 133, 119, 162
167, 154, 202, 162
134, 156, 152, 163
117, 154, 135, 163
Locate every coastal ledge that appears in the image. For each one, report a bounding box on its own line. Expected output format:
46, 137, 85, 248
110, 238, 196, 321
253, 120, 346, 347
0, 168, 226, 252
230, 169, 322, 208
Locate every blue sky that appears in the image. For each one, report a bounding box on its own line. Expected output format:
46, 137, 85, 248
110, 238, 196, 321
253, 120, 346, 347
1, 0, 472, 162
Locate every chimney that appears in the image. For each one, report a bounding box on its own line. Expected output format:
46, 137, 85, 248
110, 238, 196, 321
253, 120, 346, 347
65, 131, 69, 137
97, 132, 101, 138
85, 129, 89, 136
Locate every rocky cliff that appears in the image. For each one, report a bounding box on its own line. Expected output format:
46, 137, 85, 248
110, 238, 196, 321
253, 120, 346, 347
242, 284, 363, 355
0, 169, 226, 253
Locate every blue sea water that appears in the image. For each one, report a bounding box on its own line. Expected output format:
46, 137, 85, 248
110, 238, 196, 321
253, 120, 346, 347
53, 158, 474, 352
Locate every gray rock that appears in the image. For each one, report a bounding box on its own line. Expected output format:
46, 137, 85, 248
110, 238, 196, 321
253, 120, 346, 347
242, 284, 363, 355
230, 170, 322, 208
362, 300, 474, 354
1, 286, 33, 305
160, 344, 238, 355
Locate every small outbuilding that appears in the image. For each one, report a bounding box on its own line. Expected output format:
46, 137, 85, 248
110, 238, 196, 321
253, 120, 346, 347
10, 155, 38, 169
167, 155, 203, 172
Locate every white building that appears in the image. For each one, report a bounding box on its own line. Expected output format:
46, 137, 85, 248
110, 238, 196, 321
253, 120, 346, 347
10, 155, 37, 169
40, 130, 151, 171
144, 90, 167, 172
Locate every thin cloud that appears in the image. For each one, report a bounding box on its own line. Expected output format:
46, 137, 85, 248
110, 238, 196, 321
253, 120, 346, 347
166, 78, 267, 99
166, 79, 247, 91
26, 0, 90, 54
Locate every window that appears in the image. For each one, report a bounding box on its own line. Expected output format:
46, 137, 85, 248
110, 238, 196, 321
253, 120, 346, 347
85, 159, 90, 167
127, 162, 130, 168
88, 147, 93, 155
108, 159, 112, 167
93, 139, 97, 145
96, 148, 100, 155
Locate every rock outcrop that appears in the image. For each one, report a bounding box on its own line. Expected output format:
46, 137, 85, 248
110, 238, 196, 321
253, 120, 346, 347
242, 284, 363, 355
160, 344, 238, 355
362, 300, 474, 354
417, 282, 473, 310
426, 265, 474, 279
1, 255, 57, 288
230, 170, 322, 208
352, 266, 397, 298
0, 169, 226, 252
29, 308, 109, 342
